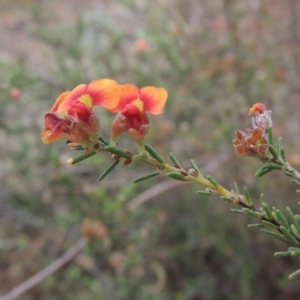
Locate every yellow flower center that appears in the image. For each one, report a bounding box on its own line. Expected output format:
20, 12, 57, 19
132, 99, 144, 112
57, 111, 68, 117
79, 94, 93, 108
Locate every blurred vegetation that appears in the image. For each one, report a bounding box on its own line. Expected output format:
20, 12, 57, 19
1, 0, 300, 299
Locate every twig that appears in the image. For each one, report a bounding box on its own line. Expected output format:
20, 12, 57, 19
128, 152, 232, 210
0, 237, 88, 300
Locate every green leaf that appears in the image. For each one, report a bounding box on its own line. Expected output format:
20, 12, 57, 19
261, 229, 288, 242
255, 163, 282, 177
230, 208, 244, 213
169, 152, 180, 166
133, 171, 161, 183
196, 190, 213, 196
286, 207, 300, 234
206, 175, 218, 187
255, 166, 273, 177
145, 144, 164, 164
288, 268, 300, 280
290, 224, 300, 238
234, 182, 240, 194
267, 127, 274, 147
104, 146, 132, 159
190, 159, 200, 173
279, 226, 299, 244
284, 171, 294, 177
241, 208, 262, 218
99, 136, 109, 145
268, 144, 278, 159
261, 203, 273, 221
98, 160, 120, 182
221, 196, 235, 203
261, 220, 278, 229
288, 247, 300, 251
70, 151, 96, 164
167, 172, 186, 181
271, 211, 280, 223
243, 187, 252, 206
274, 251, 294, 257
266, 163, 282, 170
292, 179, 300, 187
277, 137, 283, 155
248, 223, 264, 228
274, 209, 289, 229
280, 146, 287, 161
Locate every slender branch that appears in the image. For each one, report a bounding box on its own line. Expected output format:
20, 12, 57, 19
128, 152, 232, 210
104, 144, 300, 246
105, 145, 236, 199
0, 237, 88, 300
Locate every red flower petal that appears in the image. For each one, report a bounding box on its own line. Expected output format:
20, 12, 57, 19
122, 102, 143, 116
51, 84, 88, 115
88, 79, 121, 111
110, 84, 139, 112
62, 84, 89, 109
50, 91, 71, 113
249, 103, 267, 115
55, 79, 121, 112
42, 113, 65, 144
68, 103, 93, 124
139, 86, 168, 115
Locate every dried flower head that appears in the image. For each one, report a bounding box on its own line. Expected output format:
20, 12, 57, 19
234, 128, 269, 157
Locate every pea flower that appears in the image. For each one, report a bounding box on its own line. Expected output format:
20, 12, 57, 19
110, 84, 168, 153
234, 103, 271, 158
42, 79, 121, 149
249, 103, 267, 115
249, 103, 272, 132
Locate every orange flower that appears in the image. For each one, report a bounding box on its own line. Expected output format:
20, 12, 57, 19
234, 128, 268, 156
249, 103, 267, 115
42, 79, 121, 148
110, 84, 168, 152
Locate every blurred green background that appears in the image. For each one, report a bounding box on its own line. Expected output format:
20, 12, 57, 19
1, 0, 300, 299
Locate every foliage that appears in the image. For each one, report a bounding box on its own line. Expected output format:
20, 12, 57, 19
2, 1, 300, 300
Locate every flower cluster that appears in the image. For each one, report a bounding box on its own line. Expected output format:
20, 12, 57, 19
42, 79, 168, 153
233, 103, 272, 157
